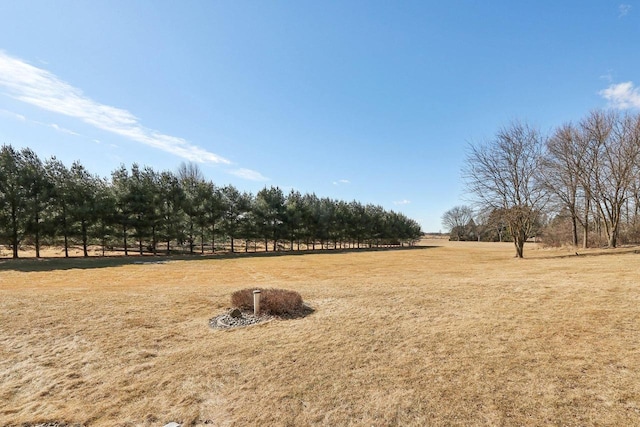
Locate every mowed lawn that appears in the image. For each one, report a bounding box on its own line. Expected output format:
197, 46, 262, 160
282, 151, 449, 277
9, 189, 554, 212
1, 240, 640, 426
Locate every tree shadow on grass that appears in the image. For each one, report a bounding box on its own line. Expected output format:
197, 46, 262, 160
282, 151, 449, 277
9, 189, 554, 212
534, 247, 640, 260
0, 245, 439, 273
277, 302, 316, 320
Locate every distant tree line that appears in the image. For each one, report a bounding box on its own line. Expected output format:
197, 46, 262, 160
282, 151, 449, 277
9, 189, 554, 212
444, 109, 640, 257
442, 205, 532, 244
0, 145, 422, 258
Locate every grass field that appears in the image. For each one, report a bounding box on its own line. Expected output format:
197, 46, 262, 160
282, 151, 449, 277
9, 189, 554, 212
1, 240, 640, 426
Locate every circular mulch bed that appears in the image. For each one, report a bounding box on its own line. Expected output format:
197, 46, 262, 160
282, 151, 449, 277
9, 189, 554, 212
209, 305, 314, 330
209, 310, 274, 329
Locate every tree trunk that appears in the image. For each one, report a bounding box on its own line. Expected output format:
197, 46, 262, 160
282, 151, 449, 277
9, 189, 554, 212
123, 224, 128, 256
514, 235, 525, 258
62, 206, 69, 258
63, 231, 69, 258
582, 198, 589, 249
82, 219, 88, 257
609, 215, 619, 248
152, 225, 157, 256
11, 204, 18, 259
211, 224, 215, 253
34, 207, 40, 258
35, 230, 40, 258
571, 215, 578, 247
189, 221, 194, 254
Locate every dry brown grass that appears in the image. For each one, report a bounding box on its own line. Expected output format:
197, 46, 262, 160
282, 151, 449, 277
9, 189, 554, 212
1, 240, 640, 426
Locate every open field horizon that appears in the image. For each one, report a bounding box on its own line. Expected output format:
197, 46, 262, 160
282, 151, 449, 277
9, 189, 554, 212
2, 239, 640, 426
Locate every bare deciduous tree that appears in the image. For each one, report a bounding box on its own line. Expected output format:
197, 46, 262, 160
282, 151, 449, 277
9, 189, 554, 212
441, 205, 473, 240
541, 123, 591, 248
464, 121, 547, 258
582, 110, 640, 247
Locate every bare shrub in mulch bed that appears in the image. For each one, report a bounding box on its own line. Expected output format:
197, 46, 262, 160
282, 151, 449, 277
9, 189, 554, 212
231, 288, 309, 317
210, 288, 313, 330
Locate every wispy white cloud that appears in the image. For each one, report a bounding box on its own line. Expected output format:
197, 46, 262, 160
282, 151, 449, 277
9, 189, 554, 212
230, 168, 269, 181
599, 81, 640, 109
619, 4, 632, 17
333, 179, 350, 185
599, 69, 614, 82
0, 108, 26, 121
50, 123, 80, 136
0, 51, 232, 166
91, 139, 118, 149
394, 199, 411, 205
0, 107, 86, 137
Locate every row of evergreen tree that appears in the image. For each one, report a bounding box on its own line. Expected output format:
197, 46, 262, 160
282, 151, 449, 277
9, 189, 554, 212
0, 145, 422, 258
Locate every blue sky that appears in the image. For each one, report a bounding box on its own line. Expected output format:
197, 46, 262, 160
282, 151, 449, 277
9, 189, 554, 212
0, 1, 638, 232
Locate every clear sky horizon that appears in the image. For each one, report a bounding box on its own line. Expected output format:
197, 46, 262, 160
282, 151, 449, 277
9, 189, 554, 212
1, 1, 639, 232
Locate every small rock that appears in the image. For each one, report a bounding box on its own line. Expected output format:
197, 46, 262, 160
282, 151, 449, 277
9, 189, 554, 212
229, 308, 242, 318
163, 423, 181, 427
